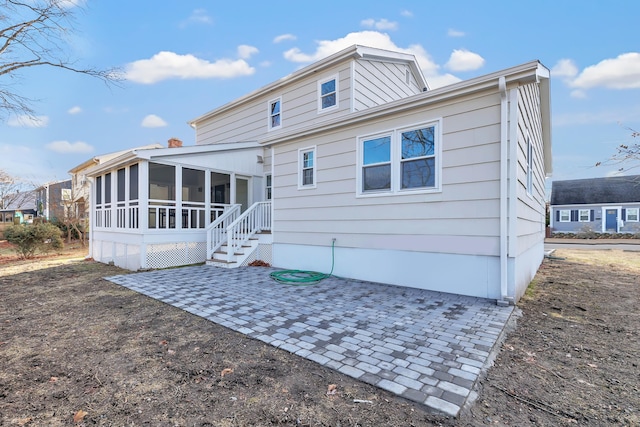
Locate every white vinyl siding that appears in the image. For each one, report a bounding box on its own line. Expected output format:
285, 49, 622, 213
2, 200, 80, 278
272, 89, 504, 257
352, 60, 423, 111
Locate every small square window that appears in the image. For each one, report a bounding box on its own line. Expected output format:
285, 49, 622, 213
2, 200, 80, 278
318, 75, 338, 112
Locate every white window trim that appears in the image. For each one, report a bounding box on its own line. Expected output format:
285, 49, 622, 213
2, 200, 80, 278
626, 207, 639, 222
356, 119, 442, 198
298, 146, 317, 190
559, 209, 571, 222
578, 209, 590, 222
268, 96, 282, 131
265, 173, 272, 200
317, 74, 339, 113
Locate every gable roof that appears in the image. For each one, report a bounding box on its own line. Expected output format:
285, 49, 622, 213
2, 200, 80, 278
187, 45, 428, 127
550, 175, 640, 205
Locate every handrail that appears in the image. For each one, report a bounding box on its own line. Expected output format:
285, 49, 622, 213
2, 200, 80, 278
225, 201, 272, 262
206, 204, 241, 259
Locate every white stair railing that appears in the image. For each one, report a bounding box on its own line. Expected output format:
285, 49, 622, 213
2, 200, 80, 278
206, 204, 241, 259
225, 201, 272, 263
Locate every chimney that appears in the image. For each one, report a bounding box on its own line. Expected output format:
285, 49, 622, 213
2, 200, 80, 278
168, 137, 183, 148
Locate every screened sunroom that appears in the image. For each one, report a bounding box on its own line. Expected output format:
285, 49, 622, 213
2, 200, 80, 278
87, 142, 270, 270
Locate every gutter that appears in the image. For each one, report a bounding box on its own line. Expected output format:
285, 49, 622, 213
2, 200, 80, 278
498, 76, 509, 305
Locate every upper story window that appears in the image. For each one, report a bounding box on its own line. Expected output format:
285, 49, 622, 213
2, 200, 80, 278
299, 147, 316, 189
358, 121, 440, 196
318, 75, 338, 112
268, 97, 282, 130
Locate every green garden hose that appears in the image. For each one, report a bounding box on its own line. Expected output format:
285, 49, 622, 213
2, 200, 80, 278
269, 240, 335, 285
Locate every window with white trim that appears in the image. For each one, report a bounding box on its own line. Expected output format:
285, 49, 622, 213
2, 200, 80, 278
318, 75, 338, 112
626, 207, 639, 221
579, 209, 590, 222
268, 97, 281, 130
298, 147, 316, 188
559, 209, 570, 222
359, 122, 439, 195
526, 137, 533, 195
265, 174, 272, 200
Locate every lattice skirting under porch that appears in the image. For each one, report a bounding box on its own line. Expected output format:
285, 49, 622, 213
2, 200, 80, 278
240, 244, 273, 267
145, 242, 207, 269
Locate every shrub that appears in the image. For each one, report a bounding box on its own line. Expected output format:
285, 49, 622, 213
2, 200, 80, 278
3, 223, 64, 259
576, 225, 598, 239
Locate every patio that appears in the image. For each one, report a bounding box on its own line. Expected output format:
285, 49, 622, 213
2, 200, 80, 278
106, 265, 514, 417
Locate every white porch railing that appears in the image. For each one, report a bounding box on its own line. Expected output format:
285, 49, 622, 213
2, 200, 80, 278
206, 201, 272, 263
224, 201, 272, 263
206, 204, 242, 259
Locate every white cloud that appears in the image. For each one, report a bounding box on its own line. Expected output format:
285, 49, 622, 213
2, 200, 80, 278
551, 59, 578, 78
274, 34, 296, 43
68, 106, 82, 115
553, 105, 640, 126
125, 51, 255, 84
447, 29, 465, 37
46, 140, 94, 154
282, 31, 460, 89
360, 18, 398, 31
7, 115, 49, 128
57, 0, 85, 9
237, 45, 258, 60
571, 52, 640, 90
141, 114, 168, 128
445, 49, 485, 72
400, 10, 413, 18
570, 89, 587, 99
181, 9, 212, 27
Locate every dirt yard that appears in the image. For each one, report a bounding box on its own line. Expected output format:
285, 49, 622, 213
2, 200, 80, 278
0, 241, 638, 426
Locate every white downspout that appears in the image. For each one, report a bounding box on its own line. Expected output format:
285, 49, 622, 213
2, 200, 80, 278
499, 76, 509, 305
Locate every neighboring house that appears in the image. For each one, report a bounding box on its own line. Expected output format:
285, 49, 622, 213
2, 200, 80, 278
84, 45, 552, 304
550, 175, 640, 234
36, 180, 72, 222
0, 190, 37, 230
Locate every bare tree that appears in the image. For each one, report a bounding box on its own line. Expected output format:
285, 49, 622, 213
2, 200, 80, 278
59, 186, 86, 245
0, 169, 33, 209
0, 0, 121, 119
596, 126, 640, 172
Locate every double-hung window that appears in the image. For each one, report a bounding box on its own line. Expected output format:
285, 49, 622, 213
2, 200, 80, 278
559, 210, 570, 222
579, 209, 590, 222
318, 75, 338, 112
626, 207, 639, 222
359, 121, 440, 195
299, 147, 316, 189
268, 97, 282, 130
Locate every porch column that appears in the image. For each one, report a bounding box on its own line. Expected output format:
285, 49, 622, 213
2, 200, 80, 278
176, 165, 183, 230
230, 172, 236, 205
139, 162, 149, 230
204, 169, 211, 226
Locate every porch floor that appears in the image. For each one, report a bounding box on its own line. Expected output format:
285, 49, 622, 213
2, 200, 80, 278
106, 266, 514, 417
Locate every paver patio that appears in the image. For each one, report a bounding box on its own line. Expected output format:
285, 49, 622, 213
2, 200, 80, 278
106, 266, 514, 416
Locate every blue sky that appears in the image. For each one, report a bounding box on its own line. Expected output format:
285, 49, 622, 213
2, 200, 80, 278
2, 0, 639, 195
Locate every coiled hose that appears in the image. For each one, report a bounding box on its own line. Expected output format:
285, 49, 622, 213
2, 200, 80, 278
269, 240, 335, 285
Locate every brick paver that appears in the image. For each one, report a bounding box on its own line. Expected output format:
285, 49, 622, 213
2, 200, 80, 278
106, 266, 513, 416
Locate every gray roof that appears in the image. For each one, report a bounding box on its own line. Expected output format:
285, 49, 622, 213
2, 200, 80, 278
550, 175, 640, 205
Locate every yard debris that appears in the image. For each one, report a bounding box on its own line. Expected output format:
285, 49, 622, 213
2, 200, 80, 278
73, 409, 88, 423
221, 368, 234, 378
159, 340, 168, 345
353, 399, 373, 404
326, 384, 337, 396
49, 376, 58, 382
248, 260, 271, 267
16, 417, 32, 426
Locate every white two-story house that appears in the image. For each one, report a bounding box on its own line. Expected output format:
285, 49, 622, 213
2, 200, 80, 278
85, 45, 551, 304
